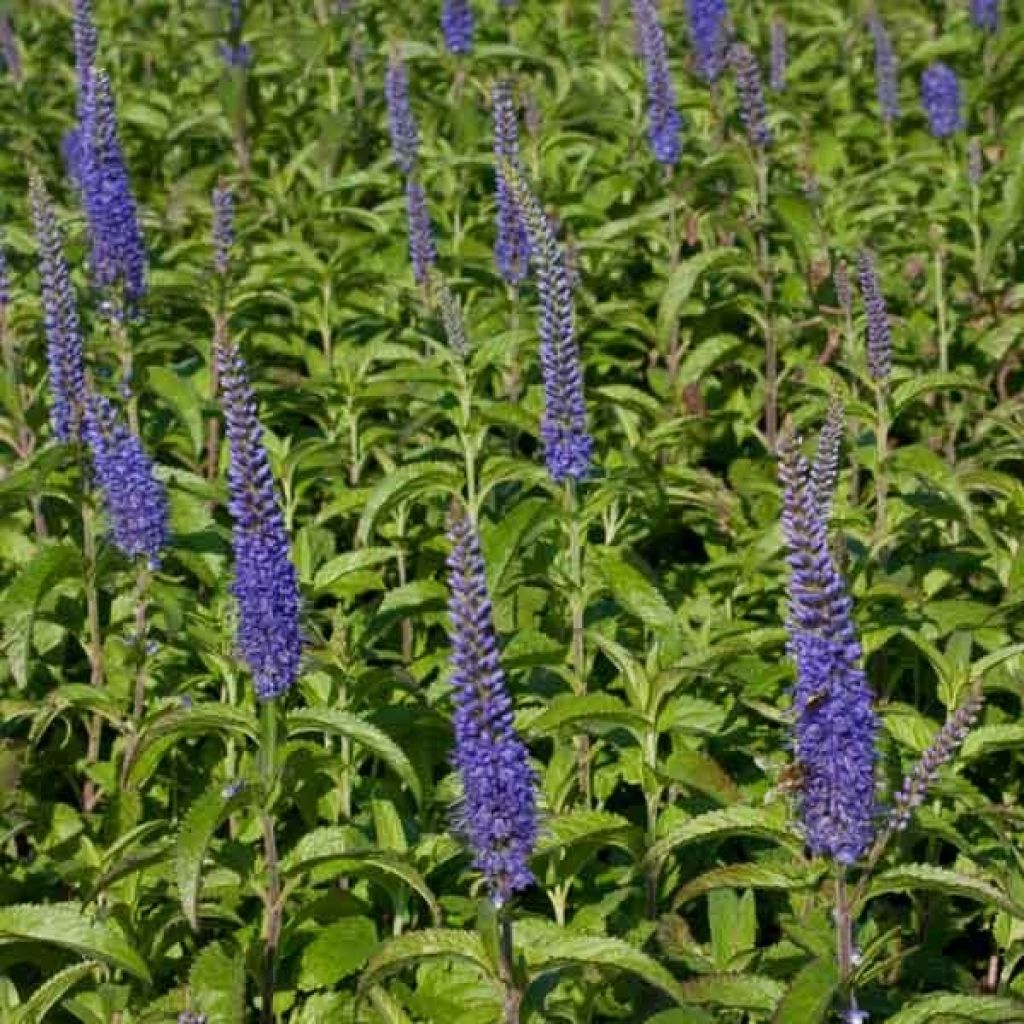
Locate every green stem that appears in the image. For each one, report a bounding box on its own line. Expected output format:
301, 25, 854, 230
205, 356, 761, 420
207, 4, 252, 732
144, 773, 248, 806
933, 243, 955, 464
756, 153, 777, 450
565, 481, 591, 806
874, 384, 888, 549
498, 910, 521, 1024
260, 699, 282, 1024
81, 492, 105, 812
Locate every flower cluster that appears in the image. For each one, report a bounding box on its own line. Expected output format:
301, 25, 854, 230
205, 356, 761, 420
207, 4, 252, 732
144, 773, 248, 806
405, 179, 436, 288
971, 0, 999, 32
441, 0, 474, 57
446, 510, 537, 905
212, 181, 235, 277
834, 258, 852, 315
856, 248, 892, 383
0, 13, 22, 85
216, 336, 303, 701
779, 424, 877, 864
502, 163, 592, 483
889, 690, 984, 833
631, 0, 683, 168
84, 394, 168, 567
868, 14, 900, 124
492, 78, 530, 286
686, 0, 730, 84
810, 395, 844, 519
29, 174, 87, 444
921, 62, 962, 139
770, 17, 786, 92
437, 278, 468, 360
218, 0, 251, 68
729, 43, 772, 149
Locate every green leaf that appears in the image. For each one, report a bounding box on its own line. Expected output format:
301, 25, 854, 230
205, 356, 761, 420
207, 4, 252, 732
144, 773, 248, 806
771, 957, 840, 1024
673, 862, 824, 907
0, 903, 150, 982
656, 249, 741, 348
677, 973, 784, 1012
518, 920, 686, 1004
885, 994, 1024, 1023
647, 808, 802, 866
534, 809, 638, 858
526, 693, 647, 738
176, 780, 253, 930
12, 960, 99, 1024
189, 942, 246, 1024
287, 708, 422, 804
961, 725, 1024, 762
891, 373, 987, 418
358, 929, 497, 995
864, 864, 1024, 918
355, 461, 462, 545
597, 552, 676, 632
298, 917, 378, 991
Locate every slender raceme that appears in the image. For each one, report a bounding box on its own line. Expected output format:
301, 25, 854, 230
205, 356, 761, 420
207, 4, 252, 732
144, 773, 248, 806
216, 336, 303, 701
921, 62, 962, 139
686, 0, 729, 84
631, 0, 683, 168
213, 181, 235, 277
446, 509, 537, 905
83, 394, 168, 567
729, 43, 772, 149
868, 14, 900, 125
970, 0, 999, 32
770, 17, 786, 92
492, 78, 530, 286
29, 174, 87, 444
502, 163, 593, 483
810, 396, 844, 519
441, 0, 474, 56
856, 248, 892, 383
385, 53, 420, 176
405, 179, 436, 287
779, 426, 877, 865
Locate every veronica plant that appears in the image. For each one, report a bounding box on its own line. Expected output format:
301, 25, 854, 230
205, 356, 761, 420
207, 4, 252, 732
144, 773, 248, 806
868, 13, 900, 127
921, 61, 962, 139
686, 0, 729, 84
631, 0, 682, 170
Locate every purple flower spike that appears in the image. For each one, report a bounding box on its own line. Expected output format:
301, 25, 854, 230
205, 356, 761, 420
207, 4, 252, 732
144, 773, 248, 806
216, 336, 303, 702
968, 138, 983, 186
686, 0, 729, 83
889, 690, 984, 833
29, 174, 87, 444
441, 0, 474, 56
212, 181, 235, 277
729, 43, 772, 149
0, 13, 22, 85
492, 79, 530, 286
868, 14, 900, 124
921, 62, 962, 139
631, 0, 683, 168
385, 53, 420, 176
971, 0, 999, 32
219, 0, 251, 68
856, 248, 892, 383
80, 69, 147, 316
810, 395, 844, 520
780, 426, 877, 865
447, 509, 537, 905
502, 163, 593, 484
405, 178, 436, 287
84, 394, 168, 567
0, 237, 9, 310
770, 17, 786, 92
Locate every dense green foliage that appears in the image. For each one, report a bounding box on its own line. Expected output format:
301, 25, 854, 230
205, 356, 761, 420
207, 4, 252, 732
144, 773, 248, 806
1, 0, 1024, 1021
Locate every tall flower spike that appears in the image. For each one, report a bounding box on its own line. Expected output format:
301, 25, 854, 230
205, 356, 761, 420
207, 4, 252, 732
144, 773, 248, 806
405, 178, 436, 287
0, 13, 23, 86
212, 181, 235, 277
770, 17, 786, 92
810, 395, 844, 519
216, 336, 303, 701
385, 52, 419, 175
779, 428, 877, 864
889, 689, 984, 833
729, 43, 772, 149
81, 69, 147, 315
29, 174, 87, 443
492, 78, 530, 286
502, 163, 593, 483
0, 236, 9, 310
437, 279, 468, 359
856, 248, 892, 383
446, 509, 537, 905
631, 0, 683, 168
65, 0, 100, 190
686, 0, 729, 84
971, 0, 999, 32
868, 14, 900, 125
921, 62, 962, 139
84, 394, 168, 567
441, 0, 474, 56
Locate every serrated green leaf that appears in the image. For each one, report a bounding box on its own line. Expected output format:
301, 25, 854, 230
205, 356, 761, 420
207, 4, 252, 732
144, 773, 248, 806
891, 373, 986, 417
864, 864, 1024, 918
287, 708, 422, 804
298, 917, 378, 991
597, 552, 676, 632
358, 929, 497, 995
673, 862, 824, 907
647, 807, 802, 866
0, 903, 150, 982
771, 957, 840, 1024
189, 942, 246, 1024
12, 960, 99, 1024
885, 993, 1024, 1023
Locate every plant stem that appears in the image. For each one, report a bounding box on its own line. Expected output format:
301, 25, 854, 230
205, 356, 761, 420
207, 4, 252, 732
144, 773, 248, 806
207, 311, 227, 482
81, 492, 105, 812
120, 564, 152, 786
836, 868, 853, 985
874, 383, 888, 549
565, 480, 591, 806
498, 909, 521, 1024
756, 153, 777, 450
933, 241, 955, 463
260, 699, 282, 1024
